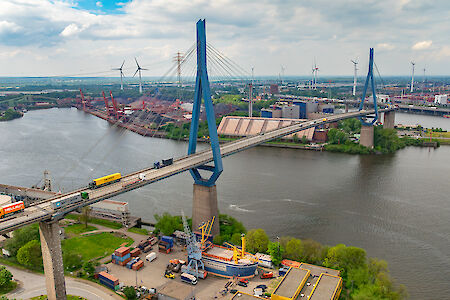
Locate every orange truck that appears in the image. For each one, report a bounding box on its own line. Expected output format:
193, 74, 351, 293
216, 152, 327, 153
0, 201, 25, 218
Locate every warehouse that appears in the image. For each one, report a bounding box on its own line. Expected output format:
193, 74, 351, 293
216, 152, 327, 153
271, 267, 310, 300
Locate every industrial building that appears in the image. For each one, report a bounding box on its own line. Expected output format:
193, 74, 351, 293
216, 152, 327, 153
269, 261, 342, 300
217, 116, 315, 141
308, 273, 342, 300
157, 281, 195, 300
272, 267, 310, 300
90, 200, 130, 226
434, 94, 448, 105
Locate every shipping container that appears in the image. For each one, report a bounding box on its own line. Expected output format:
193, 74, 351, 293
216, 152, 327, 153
132, 260, 144, 271
130, 248, 141, 257
143, 245, 152, 253
114, 247, 130, 257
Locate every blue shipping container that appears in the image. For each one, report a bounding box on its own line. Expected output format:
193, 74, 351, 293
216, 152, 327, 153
112, 253, 130, 261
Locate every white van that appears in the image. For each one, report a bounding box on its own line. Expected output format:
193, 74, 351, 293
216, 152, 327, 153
145, 252, 157, 262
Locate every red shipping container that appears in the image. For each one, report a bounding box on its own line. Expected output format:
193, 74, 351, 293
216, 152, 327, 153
98, 271, 119, 285
130, 248, 141, 257
114, 247, 130, 257
132, 260, 144, 271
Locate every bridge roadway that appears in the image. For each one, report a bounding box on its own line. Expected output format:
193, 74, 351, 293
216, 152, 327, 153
0, 108, 393, 235
277, 94, 450, 114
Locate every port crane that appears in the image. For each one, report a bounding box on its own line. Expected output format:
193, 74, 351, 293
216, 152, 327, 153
182, 211, 205, 279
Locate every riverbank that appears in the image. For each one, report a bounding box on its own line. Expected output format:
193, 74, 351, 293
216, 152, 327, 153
0, 109, 23, 122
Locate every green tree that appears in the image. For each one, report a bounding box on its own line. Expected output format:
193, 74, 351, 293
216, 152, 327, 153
245, 229, 269, 254
154, 213, 183, 236
83, 261, 95, 278
301, 135, 308, 144
4, 224, 40, 257
229, 233, 242, 246
16, 240, 42, 269
79, 206, 91, 228
299, 239, 323, 264
284, 238, 302, 261
327, 128, 347, 144
0, 266, 13, 288
123, 286, 137, 300
323, 244, 366, 278
267, 241, 284, 267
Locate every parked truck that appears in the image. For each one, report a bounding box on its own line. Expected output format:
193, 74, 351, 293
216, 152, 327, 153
180, 273, 197, 285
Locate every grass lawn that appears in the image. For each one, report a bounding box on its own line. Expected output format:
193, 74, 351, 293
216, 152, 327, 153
430, 131, 450, 138
62, 232, 133, 261
31, 295, 87, 300
127, 227, 149, 235
0, 281, 17, 295
64, 224, 97, 236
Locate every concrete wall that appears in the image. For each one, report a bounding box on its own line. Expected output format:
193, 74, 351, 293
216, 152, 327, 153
192, 184, 219, 235
360, 125, 374, 148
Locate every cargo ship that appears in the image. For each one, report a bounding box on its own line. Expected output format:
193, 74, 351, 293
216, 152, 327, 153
201, 243, 258, 278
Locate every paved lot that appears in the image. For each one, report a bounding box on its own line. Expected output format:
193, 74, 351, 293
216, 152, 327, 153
3, 264, 122, 300
106, 244, 278, 299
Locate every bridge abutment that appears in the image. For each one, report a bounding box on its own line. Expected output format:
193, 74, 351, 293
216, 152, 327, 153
360, 125, 374, 148
192, 184, 220, 235
383, 111, 395, 129
39, 221, 67, 300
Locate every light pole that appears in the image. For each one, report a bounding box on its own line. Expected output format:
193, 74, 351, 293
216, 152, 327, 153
276, 236, 280, 266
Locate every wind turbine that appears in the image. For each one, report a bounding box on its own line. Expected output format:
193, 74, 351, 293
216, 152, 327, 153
351, 59, 358, 96
133, 57, 148, 94
312, 59, 319, 89
410, 61, 415, 93
112, 60, 125, 90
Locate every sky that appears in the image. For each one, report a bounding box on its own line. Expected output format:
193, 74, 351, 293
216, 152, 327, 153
0, 0, 449, 77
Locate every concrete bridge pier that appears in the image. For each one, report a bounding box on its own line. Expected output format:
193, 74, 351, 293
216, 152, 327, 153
345, 103, 349, 113
39, 221, 67, 300
383, 111, 395, 129
192, 184, 220, 235
360, 125, 374, 148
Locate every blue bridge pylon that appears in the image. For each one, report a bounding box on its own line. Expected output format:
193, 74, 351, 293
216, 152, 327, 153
188, 19, 223, 187
358, 48, 379, 126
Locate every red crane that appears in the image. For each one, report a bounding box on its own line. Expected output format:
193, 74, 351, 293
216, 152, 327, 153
102, 91, 110, 117
109, 91, 120, 120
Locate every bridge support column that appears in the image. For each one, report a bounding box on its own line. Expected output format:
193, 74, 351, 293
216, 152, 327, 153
383, 111, 395, 129
360, 125, 374, 148
39, 221, 67, 300
345, 103, 349, 113
192, 184, 220, 236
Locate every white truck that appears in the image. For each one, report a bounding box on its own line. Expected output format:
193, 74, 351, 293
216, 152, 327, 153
180, 273, 197, 285
145, 252, 157, 262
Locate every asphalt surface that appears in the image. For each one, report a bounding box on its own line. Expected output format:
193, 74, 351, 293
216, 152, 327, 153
3, 264, 122, 300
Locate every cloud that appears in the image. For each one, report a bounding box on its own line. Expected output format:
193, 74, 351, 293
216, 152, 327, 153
377, 43, 395, 50
412, 40, 432, 50
60, 23, 82, 37
0, 21, 20, 33
0, 0, 449, 75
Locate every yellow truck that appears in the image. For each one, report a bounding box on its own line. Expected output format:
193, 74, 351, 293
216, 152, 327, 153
89, 173, 122, 189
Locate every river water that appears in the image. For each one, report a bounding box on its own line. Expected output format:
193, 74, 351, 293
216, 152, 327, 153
0, 108, 449, 299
